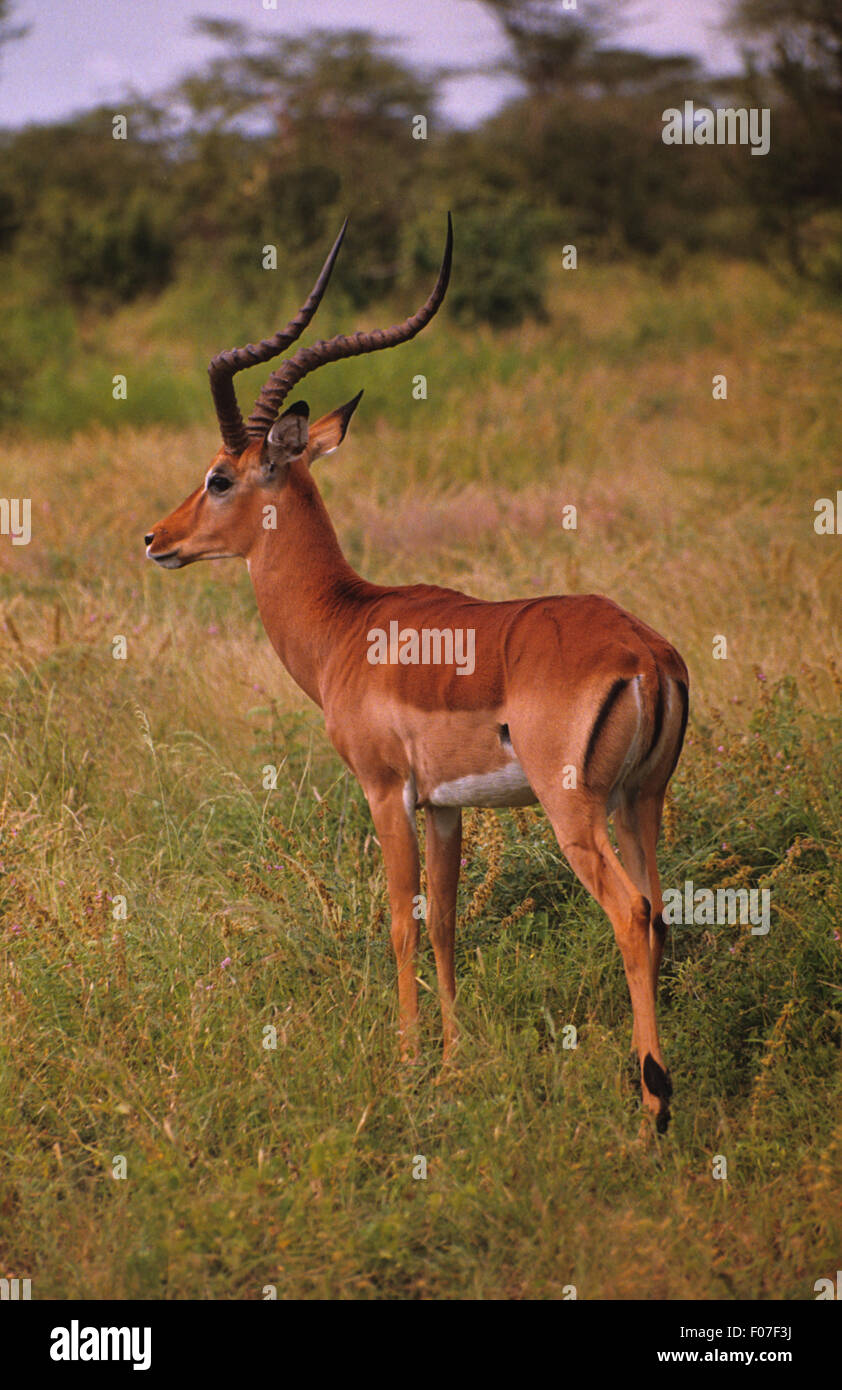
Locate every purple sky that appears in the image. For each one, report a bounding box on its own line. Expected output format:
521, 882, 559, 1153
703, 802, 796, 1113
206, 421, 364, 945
0, 0, 739, 130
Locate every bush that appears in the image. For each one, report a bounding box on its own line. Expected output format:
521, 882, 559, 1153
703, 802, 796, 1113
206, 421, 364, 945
408, 199, 552, 328
38, 188, 174, 306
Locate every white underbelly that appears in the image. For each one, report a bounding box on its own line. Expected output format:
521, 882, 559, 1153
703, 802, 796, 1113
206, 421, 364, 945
428, 759, 537, 808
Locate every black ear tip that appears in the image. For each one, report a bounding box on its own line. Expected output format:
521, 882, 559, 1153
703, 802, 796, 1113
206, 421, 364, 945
340, 389, 364, 422
283, 400, 310, 419
333, 390, 363, 442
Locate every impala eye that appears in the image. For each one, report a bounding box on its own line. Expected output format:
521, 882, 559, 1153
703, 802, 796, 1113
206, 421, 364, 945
207, 474, 233, 495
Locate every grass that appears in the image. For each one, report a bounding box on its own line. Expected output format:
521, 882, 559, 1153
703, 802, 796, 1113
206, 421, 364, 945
0, 254, 841, 1299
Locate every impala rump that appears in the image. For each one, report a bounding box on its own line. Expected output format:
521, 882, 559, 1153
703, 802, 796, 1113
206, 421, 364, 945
581, 664, 689, 815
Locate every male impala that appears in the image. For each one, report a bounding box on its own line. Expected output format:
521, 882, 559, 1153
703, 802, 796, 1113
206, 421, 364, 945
146, 218, 689, 1131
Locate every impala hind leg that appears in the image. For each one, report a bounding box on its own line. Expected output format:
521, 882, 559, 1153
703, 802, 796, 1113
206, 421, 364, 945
614, 791, 668, 997
424, 806, 462, 1059
544, 792, 672, 1131
366, 782, 421, 1061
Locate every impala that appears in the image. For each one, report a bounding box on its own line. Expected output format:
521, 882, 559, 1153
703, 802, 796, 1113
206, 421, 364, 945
145, 217, 689, 1131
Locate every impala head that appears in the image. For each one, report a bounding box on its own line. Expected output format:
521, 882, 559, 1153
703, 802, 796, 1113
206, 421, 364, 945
145, 215, 452, 569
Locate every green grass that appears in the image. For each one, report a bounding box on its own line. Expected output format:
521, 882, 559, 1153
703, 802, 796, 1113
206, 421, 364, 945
0, 255, 841, 1299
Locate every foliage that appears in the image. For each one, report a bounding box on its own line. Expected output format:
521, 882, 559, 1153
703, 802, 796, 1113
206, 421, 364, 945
0, 2, 838, 360
409, 196, 554, 326
723, 0, 842, 275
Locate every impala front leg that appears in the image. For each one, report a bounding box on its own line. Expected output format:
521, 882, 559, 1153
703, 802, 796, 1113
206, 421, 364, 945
367, 781, 422, 1061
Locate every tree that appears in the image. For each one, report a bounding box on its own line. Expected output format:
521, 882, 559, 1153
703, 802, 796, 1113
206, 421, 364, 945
728, 1, 842, 95
724, 0, 842, 275
462, 0, 668, 97
168, 23, 439, 304
0, 0, 28, 78
0, 111, 175, 302
453, 0, 717, 258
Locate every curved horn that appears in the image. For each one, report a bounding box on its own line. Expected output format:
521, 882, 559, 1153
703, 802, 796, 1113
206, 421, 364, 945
246, 212, 453, 440
207, 219, 348, 454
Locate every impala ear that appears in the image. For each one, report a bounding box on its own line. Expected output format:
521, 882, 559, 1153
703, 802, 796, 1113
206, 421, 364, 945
306, 390, 363, 464
262, 401, 310, 479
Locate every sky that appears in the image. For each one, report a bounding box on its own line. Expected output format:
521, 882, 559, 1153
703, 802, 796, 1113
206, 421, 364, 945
0, 0, 740, 130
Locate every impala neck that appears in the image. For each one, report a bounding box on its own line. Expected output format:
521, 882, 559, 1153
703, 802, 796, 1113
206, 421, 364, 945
245, 461, 371, 707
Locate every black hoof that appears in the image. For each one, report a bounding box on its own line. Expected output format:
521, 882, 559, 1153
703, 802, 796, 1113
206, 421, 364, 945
644, 1052, 673, 1133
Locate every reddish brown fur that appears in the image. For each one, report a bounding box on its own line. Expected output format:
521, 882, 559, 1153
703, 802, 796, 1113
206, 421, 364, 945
148, 402, 689, 1129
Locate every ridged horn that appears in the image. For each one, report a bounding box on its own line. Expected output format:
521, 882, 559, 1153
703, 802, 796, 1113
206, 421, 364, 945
207, 219, 348, 453
246, 213, 453, 439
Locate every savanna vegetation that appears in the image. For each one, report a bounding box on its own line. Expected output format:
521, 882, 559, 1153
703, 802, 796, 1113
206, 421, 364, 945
0, 0, 840, 1300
